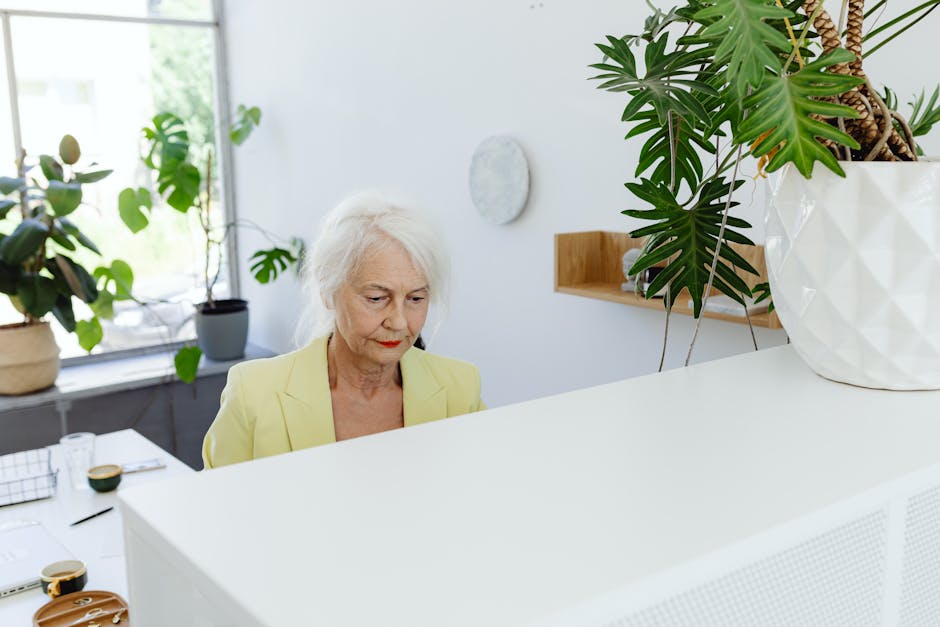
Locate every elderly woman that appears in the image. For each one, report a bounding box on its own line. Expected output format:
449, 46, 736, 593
202, 193, 485, 468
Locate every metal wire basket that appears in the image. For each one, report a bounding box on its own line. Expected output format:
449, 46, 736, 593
0, 447, 57, 507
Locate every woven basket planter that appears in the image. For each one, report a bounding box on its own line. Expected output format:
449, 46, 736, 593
0, 321, 60, 395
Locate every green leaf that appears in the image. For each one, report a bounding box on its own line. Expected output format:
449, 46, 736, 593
161, 161, 200, 213
16, 273, 58, 318
624, 176, 757, 316
907, 85, 940, 140
0, 218, 48, 264
591, 33, 718, 126
74, 169, 113, 184
75, 317, 103, 352
89, 289, 114, 320
39, 155, 64, 182
51, 293, 76, 332
142, 112, 190, 172
0, 261, 17, 294
695, 0, 792, 96
58, 135, 81, 165
752, 281, 775, 312
118, 187, 150, 233
0, 198, 16, 219
49, 255, 98, 303
45, 180, 83, 216
0, 176, 25, 195
95, 259, 134, 301
249, 247, 297, 284
56, 218, 100, 255
174, 346, 202, 383
738, 48, 864, 177
230, 104, 262, 146
136, 187, 152, 209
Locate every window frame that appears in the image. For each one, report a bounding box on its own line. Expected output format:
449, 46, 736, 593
0, 1, 241, 365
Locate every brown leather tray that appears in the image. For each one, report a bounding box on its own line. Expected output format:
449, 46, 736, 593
33, 590, 129, 626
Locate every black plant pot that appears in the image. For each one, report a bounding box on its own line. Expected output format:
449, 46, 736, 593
195, 299, 249, 361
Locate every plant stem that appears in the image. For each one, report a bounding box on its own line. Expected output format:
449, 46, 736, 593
685, 143, 745, 367
203, 151, 214, 307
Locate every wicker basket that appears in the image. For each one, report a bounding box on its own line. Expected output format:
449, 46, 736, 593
0, 321, 60, 395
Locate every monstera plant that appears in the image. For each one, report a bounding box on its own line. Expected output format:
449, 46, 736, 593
591, 0, 940, 371
0, 135, 136, 394
119, 105, 301, 382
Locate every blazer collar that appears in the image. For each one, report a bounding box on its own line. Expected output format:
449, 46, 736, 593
278, 336, 336, 450
401, 346, 447, 426
278, 337, 447, 450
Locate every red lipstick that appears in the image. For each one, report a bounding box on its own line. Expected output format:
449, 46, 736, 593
378, 340, 402, 348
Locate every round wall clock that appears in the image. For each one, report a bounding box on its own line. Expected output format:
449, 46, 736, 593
468, 135, 530, 225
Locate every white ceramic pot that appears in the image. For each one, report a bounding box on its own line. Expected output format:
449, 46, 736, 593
766, 161, 940, 390
0, 320, 61, 395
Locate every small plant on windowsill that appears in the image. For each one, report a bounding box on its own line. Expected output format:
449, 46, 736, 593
0, 135, 138, 394
119, 105, 301, 383
590, 0, 940, 373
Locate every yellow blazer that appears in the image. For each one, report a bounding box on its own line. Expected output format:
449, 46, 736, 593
202, 336, 485, 468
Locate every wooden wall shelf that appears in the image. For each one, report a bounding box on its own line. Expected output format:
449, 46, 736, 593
554, 231, 782, 329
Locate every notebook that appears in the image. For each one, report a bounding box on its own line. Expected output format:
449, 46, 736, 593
0, 523, 73, 598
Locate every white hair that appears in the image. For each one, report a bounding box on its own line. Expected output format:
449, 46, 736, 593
295, 192, 450, 347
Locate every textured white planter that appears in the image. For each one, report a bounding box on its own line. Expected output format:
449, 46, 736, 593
766, 161, 940, 390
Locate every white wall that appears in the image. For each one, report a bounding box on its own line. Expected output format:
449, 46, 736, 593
222, 0, 938, 407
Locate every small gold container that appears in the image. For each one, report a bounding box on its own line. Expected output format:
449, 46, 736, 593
86, 464, 122, 492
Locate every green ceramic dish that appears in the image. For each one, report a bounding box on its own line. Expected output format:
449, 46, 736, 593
86, 464, 122, 492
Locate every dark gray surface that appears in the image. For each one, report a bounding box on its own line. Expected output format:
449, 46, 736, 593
0, 374, 228, 470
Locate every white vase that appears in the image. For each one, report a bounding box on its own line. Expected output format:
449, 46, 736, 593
766, 161, 940, 390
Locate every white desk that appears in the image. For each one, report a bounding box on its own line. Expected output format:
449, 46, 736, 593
120, 346, 940, 626
0, 429, 190, 624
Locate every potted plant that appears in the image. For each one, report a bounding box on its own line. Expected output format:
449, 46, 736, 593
118, 105, 301, 383
591, 0, 940, 388
0, 135, 137, 394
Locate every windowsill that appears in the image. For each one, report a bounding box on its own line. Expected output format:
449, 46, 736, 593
0, 343, 276, 413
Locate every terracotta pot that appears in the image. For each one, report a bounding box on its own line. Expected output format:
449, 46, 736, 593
766, 161, 940, 390
0, 321, 61, 395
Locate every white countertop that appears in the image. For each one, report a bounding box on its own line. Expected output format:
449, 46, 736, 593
119, 346, 940, 626
0, 429, 191, 623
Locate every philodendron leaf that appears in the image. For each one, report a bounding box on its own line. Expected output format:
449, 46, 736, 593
230, 104, 261, 146
738, 48, 864, 177
174, 346, 202, 384
75, 317, 103, 352
160, 161, 200, 213
39, 155, 64, 182
142, 112, 190, 172
89, 289, 114, 320
695, 0, 792, 97
16, 273, 58, 318
623, 176, 757, 317
46, 180, 83, 216
0, 218, 48, 264
249, 247, 297, 284
94, 259, 134, 301
0, 176, 24, 194
118, 187, 151, 233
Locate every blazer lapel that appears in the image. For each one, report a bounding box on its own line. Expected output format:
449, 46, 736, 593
401, 347, 447, 426
277, 336, 337, 450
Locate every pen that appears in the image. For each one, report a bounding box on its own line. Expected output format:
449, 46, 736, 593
69, 506, 114, 527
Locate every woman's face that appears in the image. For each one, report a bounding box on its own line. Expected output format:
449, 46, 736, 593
332, 239, 429, 367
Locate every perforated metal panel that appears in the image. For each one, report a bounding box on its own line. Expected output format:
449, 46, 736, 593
608, 510, 889, 627
899, 485, 940, 626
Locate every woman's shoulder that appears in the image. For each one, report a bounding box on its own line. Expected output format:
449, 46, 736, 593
226, 338, 327, 383
408, 346, 480, 383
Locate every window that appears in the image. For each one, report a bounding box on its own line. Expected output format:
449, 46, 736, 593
0, 0, 233, 359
